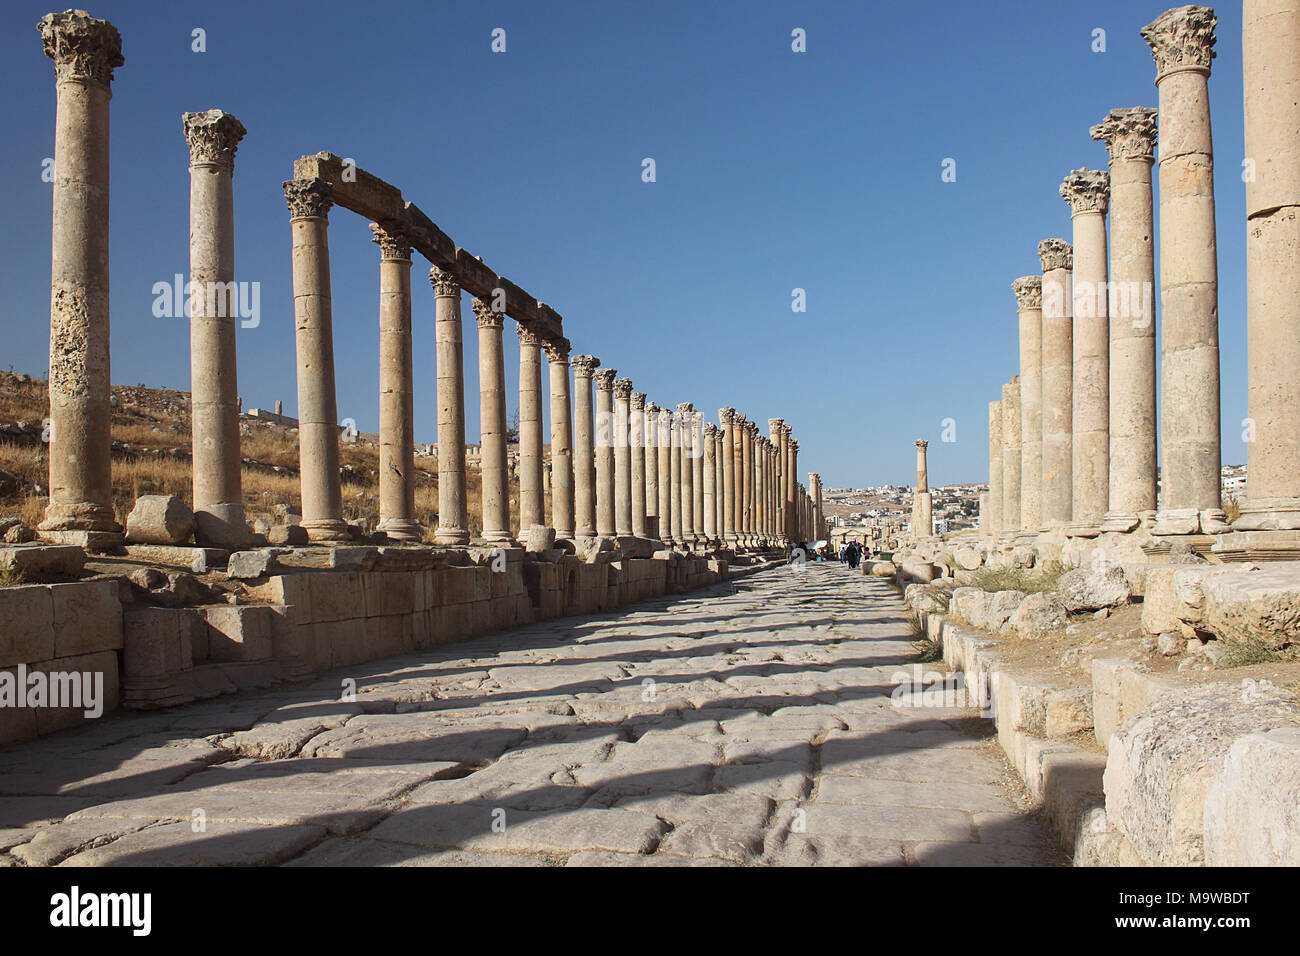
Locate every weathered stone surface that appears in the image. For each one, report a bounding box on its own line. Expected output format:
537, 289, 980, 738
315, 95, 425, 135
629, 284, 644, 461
267, 524, 309, 547
1008, 592, 1068, 640
1057, 565, 1132, 612
524, 525, 556, 553
226, 549, 279, 580
1203, 727, 1300, 866
1200, 563, 1300, 649
125, 495, 195, 545
0, 544, 85, 580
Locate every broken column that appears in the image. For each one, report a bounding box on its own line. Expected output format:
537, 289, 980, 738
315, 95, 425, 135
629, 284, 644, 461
1092, 107, 1160, 533
431, 267, 469, 545
1001, 378, 1021, 538
912, 440, 932, 537
38, 11, 124, 541
185, 109, 251, 548
1143, 5, 1228, 535
988, 400, 1003, 540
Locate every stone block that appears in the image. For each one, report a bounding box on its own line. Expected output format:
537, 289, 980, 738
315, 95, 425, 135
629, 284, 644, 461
50, 580, 123, 658
0, 585, 54, 666
0, 544, 85, 580
1203, 727, 1300, 866
226, 549, 279, 580
309, 571, 364, 623
125, 494, 195, 545
204, 605, 275, 662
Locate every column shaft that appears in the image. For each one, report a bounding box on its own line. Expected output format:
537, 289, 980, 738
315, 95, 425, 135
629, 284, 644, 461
373, 223, 418, 540
546, 342, 574, 538
431, 268, 469, 544
631, 394, 647, 537
572, 356, 599, 536
473, 300, 512, 543
1039, 240, 1074, 529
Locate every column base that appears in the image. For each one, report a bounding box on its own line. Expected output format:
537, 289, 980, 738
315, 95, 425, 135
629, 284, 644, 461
1099, 510, 1146, 534
1212, 528, 1300, 562
376, 517, 424, 542
302, 518, 352, 543
39, 500, 120, 534
1231, 497, 1300, 531
1065, 521, 1103, 539
434, 527, 471, 546
1151, 508, 1231, 536
481, 530, 518, 547
37, 528, 123, 553
195, 504, 254, 550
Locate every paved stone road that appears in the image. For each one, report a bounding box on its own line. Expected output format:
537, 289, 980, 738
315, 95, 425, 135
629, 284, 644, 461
0, 563, 1063, 866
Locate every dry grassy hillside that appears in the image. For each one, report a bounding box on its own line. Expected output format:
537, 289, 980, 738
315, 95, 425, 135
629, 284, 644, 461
0, 371, 504, 539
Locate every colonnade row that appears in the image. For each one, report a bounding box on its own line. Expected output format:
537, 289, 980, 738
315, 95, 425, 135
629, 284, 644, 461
983, 3, 1300, 559
33, 10, 821, 552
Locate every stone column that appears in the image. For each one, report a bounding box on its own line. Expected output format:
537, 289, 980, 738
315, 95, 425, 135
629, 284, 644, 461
473, 299, 513, 544
1001, 378, 1021, 537
702, 422, 718, 544
720, 408, 736, 546
1092, 107, 1160, 532
740, 419, 753, 545
715, 425, 726, 543
1012, 275, 1043, 537
184, 110, 250, 548
912, 440, 931, 537
810, 473, 824, 540
1234, 0, 1300, 534
38, 11, 123, 539
516, 324, 545, 531
768, 419, 784, 537
789, 440, 800, 540
594, 368, 618, 537
613, 378, 633, 537
755, 438, 768, 541
1039, 239, 1074, 531
1061, 168, 1112, 537
988, 401, 1003, 540
658, 404, 674, 544
285, 179, 348, 542
372, 221, 419, 541
431, 267, 469, 545
669, 406, 683, 545
631, 392, 647, 537
571, 355, 599, 537
1143, 5, 1228, 535
691, 412, 705, 544
676, 403, 695, 545
644, 402, 660, 536
545, 339, 574, 538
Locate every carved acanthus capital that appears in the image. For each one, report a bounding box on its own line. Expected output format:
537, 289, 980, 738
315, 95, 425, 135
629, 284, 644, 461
1012, 275, 1043, 311
429, 266, 460, 297
516, 324, 543, 348
1142, 5, 1217, 79
703, 422, 718, 439
594, 368, 618, 391
1037, 238, 1073, 273
630, 392, 646, 411
543, 337, 570, 363
39, 10, 123, 86
790, 439, 799, 452
1060, 168, 1110, 216
283, 178, 333, 221
768, 418, 784, 437
183, 110, 245, 168
673, 402, 693, 419
472, 298, 504, 330
370, 220, 412, 262
571, 354, 599, 377
1090, 107, 1159, 164
613, 377, 633, 399
718, 407, 735, 425
646, 402, 660, 417
780, 422, 793, 438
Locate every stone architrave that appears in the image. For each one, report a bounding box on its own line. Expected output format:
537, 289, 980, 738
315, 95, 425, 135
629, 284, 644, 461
38, 11, 124, 538
613, 378, 633, 537
473, 299, 513, 544
1039, 238, 1074, 530
285, 178, 349, 542
545, 339, 574, 538
1234, 0, 1300, 535
630, 392, 647, 537
372, 220, 419, 541
1092, 107, 1160, 532
431, 267, 469, 544
1143, 5, 1228, 535
517, 324, 545, 531
185, 109, 251, 548
571, 355, 599, 537
1012, 275, 1043, 536
1001, 378, 1021, 537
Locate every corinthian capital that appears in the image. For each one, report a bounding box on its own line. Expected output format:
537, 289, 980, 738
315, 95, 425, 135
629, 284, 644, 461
572, 354, 599, 377
183, 110, 246, 168
718, 407, 735, 425
595, 368, 618, 391
543, 337, 570, 363
1060, 168, 1110, 216
768, 418, 784, 439
1142, 5, 1217, 79
370, 220, 412, 262
613, 377, 633, 399
283, 178, 333, 221
1090, 107, 1159, 164
429, 266, 460, 296
39, 10, 123, 86
472, 298, 504, 330
631, 392, 646, 410
1037, 238, 1073, 273
1011, 276, 1043, 311
516, 324, 542, 348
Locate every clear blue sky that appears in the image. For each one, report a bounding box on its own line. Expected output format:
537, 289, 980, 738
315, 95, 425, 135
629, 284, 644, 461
0, 0, 1250, 489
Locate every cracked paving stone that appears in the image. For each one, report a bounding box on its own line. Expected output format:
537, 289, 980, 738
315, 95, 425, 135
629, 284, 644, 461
59, 822, 328, 866
368, 804, 669, 855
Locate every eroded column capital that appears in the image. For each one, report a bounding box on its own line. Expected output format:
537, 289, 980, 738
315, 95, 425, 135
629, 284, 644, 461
631, 392, 646, 410
768, 417, 784, 437
915, 439, 929, 450
790, 438, 799, 452
1060, 168, 1110, 216
1142, 5, 1217, 79
39, 10, 123, 86
1037, 238, 1073, 272
183, 110, 245, 168
284, 178, 333, 221
516, 324, 543, 348
595, 368, 618, 391
543, 337, 570, 363
613, 377, 633, 399
1090, 107, 1159, 164
472, 298, 505, 330
704, 422, 718, 439
718, 407, 735, 424
370, 220, 412, 262
429, 266, 460, 297
572, 354, 600, 377
675, 401, 695, 418
1012, 275, 1043, 310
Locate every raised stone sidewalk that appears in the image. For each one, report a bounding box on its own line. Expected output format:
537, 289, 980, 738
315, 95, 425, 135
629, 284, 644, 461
0, 565, 1061, 867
